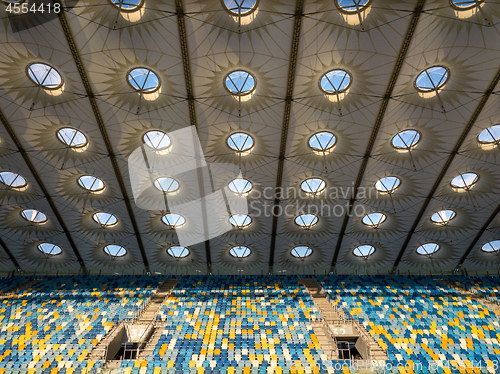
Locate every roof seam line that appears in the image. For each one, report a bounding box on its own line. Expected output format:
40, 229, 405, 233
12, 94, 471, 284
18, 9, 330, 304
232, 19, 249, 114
268, 0, 305, 273
175, 0, 212, 272
330, 0, 427, 270
0, 108, 84, 272
57, 10, 150, 272
394, 66, 500, 271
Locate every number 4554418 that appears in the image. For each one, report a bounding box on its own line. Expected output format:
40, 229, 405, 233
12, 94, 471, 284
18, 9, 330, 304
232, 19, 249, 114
6, 2, 61, 13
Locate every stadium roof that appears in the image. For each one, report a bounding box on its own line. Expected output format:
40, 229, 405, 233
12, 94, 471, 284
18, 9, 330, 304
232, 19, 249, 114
0, 0, 500, 275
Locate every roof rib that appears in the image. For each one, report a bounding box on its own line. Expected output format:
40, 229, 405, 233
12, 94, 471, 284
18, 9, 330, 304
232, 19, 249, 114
0, 108, 85, 272
57, 11, 150, 272
175, 0, 212, 273
458, 203, 500, 268
394, 67, 500, 270
330, 0, 426, 270
268, 0, 305, 273
0, 235, 20, 270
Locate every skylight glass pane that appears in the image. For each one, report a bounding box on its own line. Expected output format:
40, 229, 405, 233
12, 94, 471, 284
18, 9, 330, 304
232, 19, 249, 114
21, 209, 47, 224
127, 68, 160, 92
223, 0, 258, 15
415, 66, 449, 92
227, 133, 254, 152
362, 212, 387, 227
320, 69, 351, 94
111, 0, 142, 9
375, 176, 401, 193
27, 63, 63, 89
78, 175, 105, 192
143, 130, 171, 150
482, 240, 500, 253
300, 178, 326, 195
294, 214, 319, 228
336, 0, 370, 12
353, 245, 375, 257
228, 178, 253, 195
57, 128, 88, 148
154, 177, 180, 193
104, 244, 127, 257
93, 212, 118, 227
308, 131, 337, 151
290, 245, 312, 259
478, 124, 500, 144
430, 209, 456, 225
225, 70, 255, 95
229, 245, 251, 258
451, 172, 478, 189
0, 171, 27, 188
392, 129, 421, 149
162, 213, 186, 228
451, 0, 480, 8
168, 246, 190, 258
229, 214, 252, 228
38, 243, 62, 256
416, 243, 440, 255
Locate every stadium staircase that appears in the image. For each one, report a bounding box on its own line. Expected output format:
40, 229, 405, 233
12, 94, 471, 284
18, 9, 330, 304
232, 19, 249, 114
437, 278, 500, 313
301, 277, 388, 368
91, 277, 179, 365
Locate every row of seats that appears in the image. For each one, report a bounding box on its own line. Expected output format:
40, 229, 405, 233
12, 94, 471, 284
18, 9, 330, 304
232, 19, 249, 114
0, 275, 163, 371
318, 275, 500, 374
152, 276, 324, 372
448, 276, 500, 305
0, 277, 30, 294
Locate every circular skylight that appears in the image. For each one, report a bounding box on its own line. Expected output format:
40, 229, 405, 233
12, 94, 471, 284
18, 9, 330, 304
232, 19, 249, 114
335, 0, 371, 12
154, 177, 180, 193
143, 130, 171, 150
430, 209, 456, 225
415, 66, 449, 92
78, 175, 105, 192
167, 246, 190, 258
450, 0, 483, 9
416, 242, 440, 256
300, 178, 326, 195
21, 209, 48, 224
290, 245, 312, 259
225, 70, 256, 96
391, 129, 421, 150
229, 214, 252, 229
0, 171, 27, 189
93, 212, 118, 227
362, 212, 387, 227
37, 243, 62, 256
127, 68, 160, 93
353, 245, 375, 258
374, 176, 401, 194
103, 244, 127, 258
229, 245, 251, 258
481, 240, 500, 253
319, 69, 352, 94
308, 131, 337, 152
57, 128, 88, 148
227, 132, 254, 153
26, 63, 63, 89
478, 124, 500, 145
162, 213, 186, 228
228, 178, 253, 195
110, 0, 143, 10
222, 0, 258, 15
294, 214, 319, 229
450, 172, 478, 190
